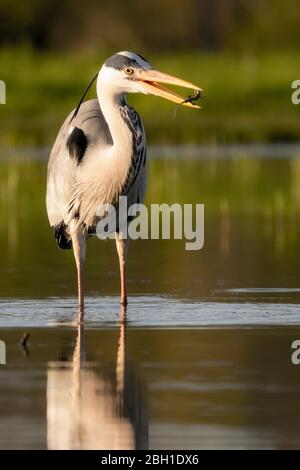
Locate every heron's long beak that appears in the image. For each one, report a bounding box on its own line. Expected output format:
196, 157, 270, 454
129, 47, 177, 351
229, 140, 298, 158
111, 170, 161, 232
137, 69, 202, 108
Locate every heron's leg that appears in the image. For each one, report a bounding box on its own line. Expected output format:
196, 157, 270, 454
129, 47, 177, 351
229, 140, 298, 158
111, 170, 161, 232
71, 222, 86, 322
115, 232, 129, 306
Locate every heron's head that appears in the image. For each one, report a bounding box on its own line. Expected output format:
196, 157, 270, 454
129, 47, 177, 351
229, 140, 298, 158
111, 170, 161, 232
98, 51, 202, 108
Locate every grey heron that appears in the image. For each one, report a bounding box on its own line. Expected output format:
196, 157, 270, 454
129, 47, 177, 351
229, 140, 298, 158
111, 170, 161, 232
46, 51, 201, 321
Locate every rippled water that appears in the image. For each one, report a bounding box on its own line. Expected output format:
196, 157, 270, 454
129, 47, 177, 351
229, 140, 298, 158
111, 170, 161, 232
1, 294, 300, 328
1, 148, 300, 449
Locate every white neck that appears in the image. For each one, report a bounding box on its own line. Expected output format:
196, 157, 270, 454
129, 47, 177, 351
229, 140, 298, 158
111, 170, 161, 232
97, 80, 133, 154
82, 75, 134, 207
69, 72, 139, 228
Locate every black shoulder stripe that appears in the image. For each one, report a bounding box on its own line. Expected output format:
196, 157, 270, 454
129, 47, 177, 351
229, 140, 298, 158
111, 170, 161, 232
54, 221, 72, 250
66, 127, 88, 165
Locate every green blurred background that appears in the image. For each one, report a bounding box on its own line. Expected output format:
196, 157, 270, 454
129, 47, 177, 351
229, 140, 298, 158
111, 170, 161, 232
0, 0, 299, 146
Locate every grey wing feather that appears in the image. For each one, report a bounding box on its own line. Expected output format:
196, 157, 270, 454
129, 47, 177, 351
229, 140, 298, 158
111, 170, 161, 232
46, 99, 112, 230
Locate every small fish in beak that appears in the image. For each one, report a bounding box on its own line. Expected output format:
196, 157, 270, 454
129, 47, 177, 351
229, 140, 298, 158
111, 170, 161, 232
172, 89, 203, 120
181, 89, 203, 106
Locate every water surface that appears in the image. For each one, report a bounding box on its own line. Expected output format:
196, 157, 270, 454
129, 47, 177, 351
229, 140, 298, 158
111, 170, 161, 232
1, 147, 300, 449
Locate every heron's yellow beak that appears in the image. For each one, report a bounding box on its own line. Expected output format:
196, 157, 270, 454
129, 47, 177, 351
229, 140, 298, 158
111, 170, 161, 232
137, 69, 202, 108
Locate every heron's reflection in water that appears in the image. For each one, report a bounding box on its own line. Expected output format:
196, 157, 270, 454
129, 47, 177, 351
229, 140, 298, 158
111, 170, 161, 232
47, 308, 148, 450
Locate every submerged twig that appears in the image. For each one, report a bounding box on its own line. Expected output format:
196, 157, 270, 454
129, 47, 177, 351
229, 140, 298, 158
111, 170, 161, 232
21, 332, 29, 347
20, 332, 30, 356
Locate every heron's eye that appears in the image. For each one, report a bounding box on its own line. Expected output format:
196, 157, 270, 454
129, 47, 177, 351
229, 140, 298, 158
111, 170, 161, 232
124, 66, 134, 75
